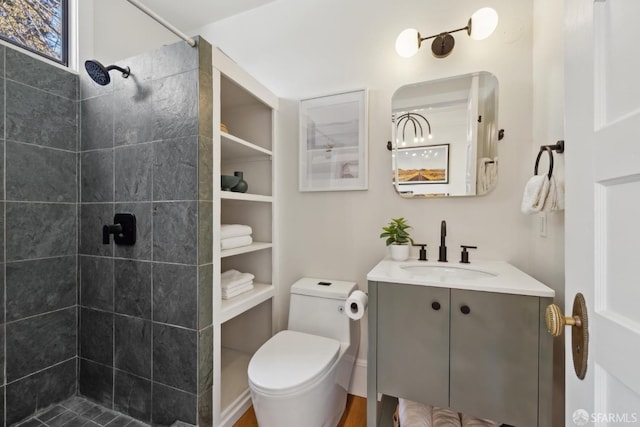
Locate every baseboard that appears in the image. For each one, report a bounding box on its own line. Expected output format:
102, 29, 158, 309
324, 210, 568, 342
348, 358, 367, 398
219, 389, 252, 427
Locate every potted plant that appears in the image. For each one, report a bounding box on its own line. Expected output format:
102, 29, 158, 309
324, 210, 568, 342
380, 217, 414, 261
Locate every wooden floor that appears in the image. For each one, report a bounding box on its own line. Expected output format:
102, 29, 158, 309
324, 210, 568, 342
233, 394, 367, 427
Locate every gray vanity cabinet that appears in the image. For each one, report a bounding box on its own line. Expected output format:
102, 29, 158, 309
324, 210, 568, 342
449, 289, 540, 426
368, 281, 553, 427
377, 282, 450, 408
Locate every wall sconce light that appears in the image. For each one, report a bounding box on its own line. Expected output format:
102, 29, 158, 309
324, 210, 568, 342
395, 7, 499, 58
395, 112, 433, 146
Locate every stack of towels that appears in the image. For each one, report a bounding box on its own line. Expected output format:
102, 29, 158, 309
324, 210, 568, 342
221, 269, 255, 299
394, 398, 498, 427
221, 224, 253, 250
520, 174, 565, 214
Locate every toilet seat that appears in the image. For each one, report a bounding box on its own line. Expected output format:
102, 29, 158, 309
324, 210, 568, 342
248, 330, 340, 396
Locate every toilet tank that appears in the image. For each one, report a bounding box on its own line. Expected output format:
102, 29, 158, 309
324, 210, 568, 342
288, 278, 357, 344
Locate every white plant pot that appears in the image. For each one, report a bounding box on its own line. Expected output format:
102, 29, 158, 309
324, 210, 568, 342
389, 244, 410, 261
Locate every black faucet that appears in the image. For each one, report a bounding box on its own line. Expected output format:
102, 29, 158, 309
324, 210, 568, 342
438, 220, 447, 262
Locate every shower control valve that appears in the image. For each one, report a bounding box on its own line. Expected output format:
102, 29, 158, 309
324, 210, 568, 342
103, 213, 136, 245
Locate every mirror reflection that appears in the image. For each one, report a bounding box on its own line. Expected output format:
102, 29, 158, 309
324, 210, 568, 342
391, 71, 499, 197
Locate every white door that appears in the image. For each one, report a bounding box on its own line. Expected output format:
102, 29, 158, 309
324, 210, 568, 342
565, 0, 640, 425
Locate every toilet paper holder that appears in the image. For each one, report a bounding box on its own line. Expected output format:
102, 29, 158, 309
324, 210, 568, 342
344, 290, 368, 320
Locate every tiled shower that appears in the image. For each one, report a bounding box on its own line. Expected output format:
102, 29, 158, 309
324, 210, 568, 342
1, 38, 214, 426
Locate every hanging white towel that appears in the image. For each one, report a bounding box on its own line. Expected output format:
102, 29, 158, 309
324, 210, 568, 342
487, 157, 498, 188
221, 224, 253, 239
477, 158, 498, 194
221, 269, 255, 289
521, 175, 550, 214
221, 235, 253, 250
477, 158, 490, 194
543, 176, 565, 212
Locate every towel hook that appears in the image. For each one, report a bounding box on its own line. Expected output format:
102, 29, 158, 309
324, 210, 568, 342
535, 147, 554, 180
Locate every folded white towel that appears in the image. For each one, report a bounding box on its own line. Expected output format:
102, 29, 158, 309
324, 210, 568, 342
221, 269, 255, 289
431, 406, 462, 426
398, 399, 432, 427
398, 398, 498, 426
221, 235, 253, 250
460, 413, 499, 427
543, 176, 565, 212
221, 224, 252, 239
222, 282, 254, 299
521, 175, 550, 214
223, 280, 253, 293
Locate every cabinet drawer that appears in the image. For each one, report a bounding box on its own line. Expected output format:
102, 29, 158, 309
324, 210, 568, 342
377, 282, 449, 407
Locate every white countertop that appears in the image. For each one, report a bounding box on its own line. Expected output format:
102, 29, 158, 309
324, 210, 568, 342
366, 258, 555, 298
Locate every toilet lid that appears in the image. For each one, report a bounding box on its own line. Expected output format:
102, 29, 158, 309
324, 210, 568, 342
248, 330, 340, 395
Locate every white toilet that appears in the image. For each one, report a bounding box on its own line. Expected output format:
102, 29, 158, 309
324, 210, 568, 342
247, 278, 361, 427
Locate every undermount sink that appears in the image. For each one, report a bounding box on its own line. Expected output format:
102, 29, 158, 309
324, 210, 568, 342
367, 259, 555, 297
399, 263, 497, 281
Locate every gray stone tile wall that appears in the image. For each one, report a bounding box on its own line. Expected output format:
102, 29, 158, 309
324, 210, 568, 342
1, 45, 79, 426
0, 37, 215, 427
78, 37, 214, 426
5, 359, 76, 425
5, 80, 77, 151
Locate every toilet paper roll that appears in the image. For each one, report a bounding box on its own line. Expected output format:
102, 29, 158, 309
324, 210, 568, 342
345, 290, 368, 320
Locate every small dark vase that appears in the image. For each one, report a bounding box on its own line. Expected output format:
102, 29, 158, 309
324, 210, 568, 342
231, 171, 248, 193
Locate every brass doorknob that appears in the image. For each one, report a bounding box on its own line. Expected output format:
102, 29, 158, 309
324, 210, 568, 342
545, 303, 582, 337
545, 293, 589, 380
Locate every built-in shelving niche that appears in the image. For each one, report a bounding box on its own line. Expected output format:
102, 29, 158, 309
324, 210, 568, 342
221, 300, 272, 414
220, 249, 273, 323
213, 48, 278, 427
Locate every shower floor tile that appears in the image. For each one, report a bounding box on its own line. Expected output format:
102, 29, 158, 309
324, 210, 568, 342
15, 396, 150, 427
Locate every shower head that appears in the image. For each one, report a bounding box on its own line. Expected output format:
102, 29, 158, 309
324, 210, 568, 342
84, 60, 131, 86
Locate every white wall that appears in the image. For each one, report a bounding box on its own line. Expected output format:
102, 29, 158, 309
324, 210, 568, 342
195, 0, 538, 344
533, 0, 565, 425
78, 0, 183, 64
82, 0, 565, 420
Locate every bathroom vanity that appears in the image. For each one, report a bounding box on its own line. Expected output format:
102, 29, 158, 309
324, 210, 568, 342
367, 259, 555, 427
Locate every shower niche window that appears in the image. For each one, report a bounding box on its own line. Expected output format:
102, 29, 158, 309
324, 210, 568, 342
0, 0, 69, 64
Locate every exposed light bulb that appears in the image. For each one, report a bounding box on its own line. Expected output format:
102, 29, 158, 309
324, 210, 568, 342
395, 28, 419, 58
428, 133, 433, 139
469, 7, 498, 40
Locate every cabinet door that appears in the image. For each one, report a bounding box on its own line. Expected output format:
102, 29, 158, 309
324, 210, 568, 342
377, 282, 449, 407
450, 290, 539, 427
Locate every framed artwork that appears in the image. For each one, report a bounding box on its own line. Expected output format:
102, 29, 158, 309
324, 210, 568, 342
299, 89, 368, 191
395, 144, 449, 184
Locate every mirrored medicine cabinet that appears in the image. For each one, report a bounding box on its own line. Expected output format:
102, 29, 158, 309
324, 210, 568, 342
391, 71, 500, 198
